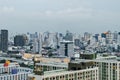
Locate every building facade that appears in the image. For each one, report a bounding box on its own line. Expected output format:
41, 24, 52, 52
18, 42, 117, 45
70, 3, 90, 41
60, 41, 74, 57
0, 29, 8, 52
94, 59, 120, 80
14, 34, 28, 46
0, 63, 32, 80
28, 67, 99, 80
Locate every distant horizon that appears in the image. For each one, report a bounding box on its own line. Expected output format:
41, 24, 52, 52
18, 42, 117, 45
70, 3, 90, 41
4, 28, 119, 38
0, 0, 120, 36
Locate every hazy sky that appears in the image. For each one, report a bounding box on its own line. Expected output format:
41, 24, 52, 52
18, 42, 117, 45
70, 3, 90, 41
0, 0, 120, 35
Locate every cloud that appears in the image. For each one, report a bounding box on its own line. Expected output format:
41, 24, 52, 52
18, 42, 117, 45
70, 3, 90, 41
45, 10, 53, 16
56, 7, 93, 17
27, 7, 93, 19
0, 6, 15, 14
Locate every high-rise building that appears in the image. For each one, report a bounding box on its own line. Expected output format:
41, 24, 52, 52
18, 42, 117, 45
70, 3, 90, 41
63, 30, 73, 41
74, 39, 80, 47
69, 56, 120, 80
94, 59, 120, 80
0, 29, 8, 52
101, 33, 107, 38
118, 32, 120, 45
85, 56, 120, 80
84, 32, 91, 41
113, 31, 118, 43
28, 67, 99, 80
14, 34, 28, 46
60, 41, 74, 57
32, 33, 42, 54
106, 30, 113, 44
94, 34, 99, 42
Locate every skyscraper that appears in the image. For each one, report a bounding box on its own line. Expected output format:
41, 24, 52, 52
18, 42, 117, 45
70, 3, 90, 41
60, 41, 74, 57
14, 34, 28, 46
0, 29, 8, 52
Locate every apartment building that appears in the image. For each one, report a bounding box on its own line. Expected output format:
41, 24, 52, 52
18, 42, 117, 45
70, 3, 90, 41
0, 63, 32, 80
94, 59, 120, 80
28, 67, 99, 80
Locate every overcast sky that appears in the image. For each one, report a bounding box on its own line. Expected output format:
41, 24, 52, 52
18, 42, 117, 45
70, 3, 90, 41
0, 0, 120, 35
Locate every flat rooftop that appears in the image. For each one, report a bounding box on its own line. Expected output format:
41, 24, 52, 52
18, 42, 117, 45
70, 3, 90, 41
0, 71, 31, 76
70, 59, 93, 64
36, 62, 68, 68
93, 59, 120, 63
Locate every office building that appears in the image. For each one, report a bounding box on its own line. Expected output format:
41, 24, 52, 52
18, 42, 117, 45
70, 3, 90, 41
118, 32, 120, 45
106, 30, 113, 44
63, 30, 73, 41
60, 41, 74, 57
84, 32, 91, 41
113, 31, 118, 43
0, 29, 8, 52
74, 39, 80, 47
32, 33, 42, 54
14, 34, 28, 46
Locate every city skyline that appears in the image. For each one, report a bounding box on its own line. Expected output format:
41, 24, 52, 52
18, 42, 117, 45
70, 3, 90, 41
0, 0, 120, 34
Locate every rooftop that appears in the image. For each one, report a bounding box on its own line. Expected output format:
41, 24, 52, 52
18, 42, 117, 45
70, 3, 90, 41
70, 58, 120, 64
36, 62, 68, 68
70, 59, 93, 64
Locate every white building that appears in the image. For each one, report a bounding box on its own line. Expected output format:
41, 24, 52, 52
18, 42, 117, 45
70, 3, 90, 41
106, 31, 113, 44
0, 63, 32, 80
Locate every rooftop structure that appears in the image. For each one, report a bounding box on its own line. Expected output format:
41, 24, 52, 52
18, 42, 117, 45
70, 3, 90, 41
80, 53, 97, 59
36, 62, 68, 69
69, 59, 95, 71
34, 62, 68, 74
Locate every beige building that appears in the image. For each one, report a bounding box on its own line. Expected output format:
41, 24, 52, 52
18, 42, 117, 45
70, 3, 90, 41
77, 55, 120, 80
28, 67, 99, 80
23, 53, 70, 63
94, 59, 120, 80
